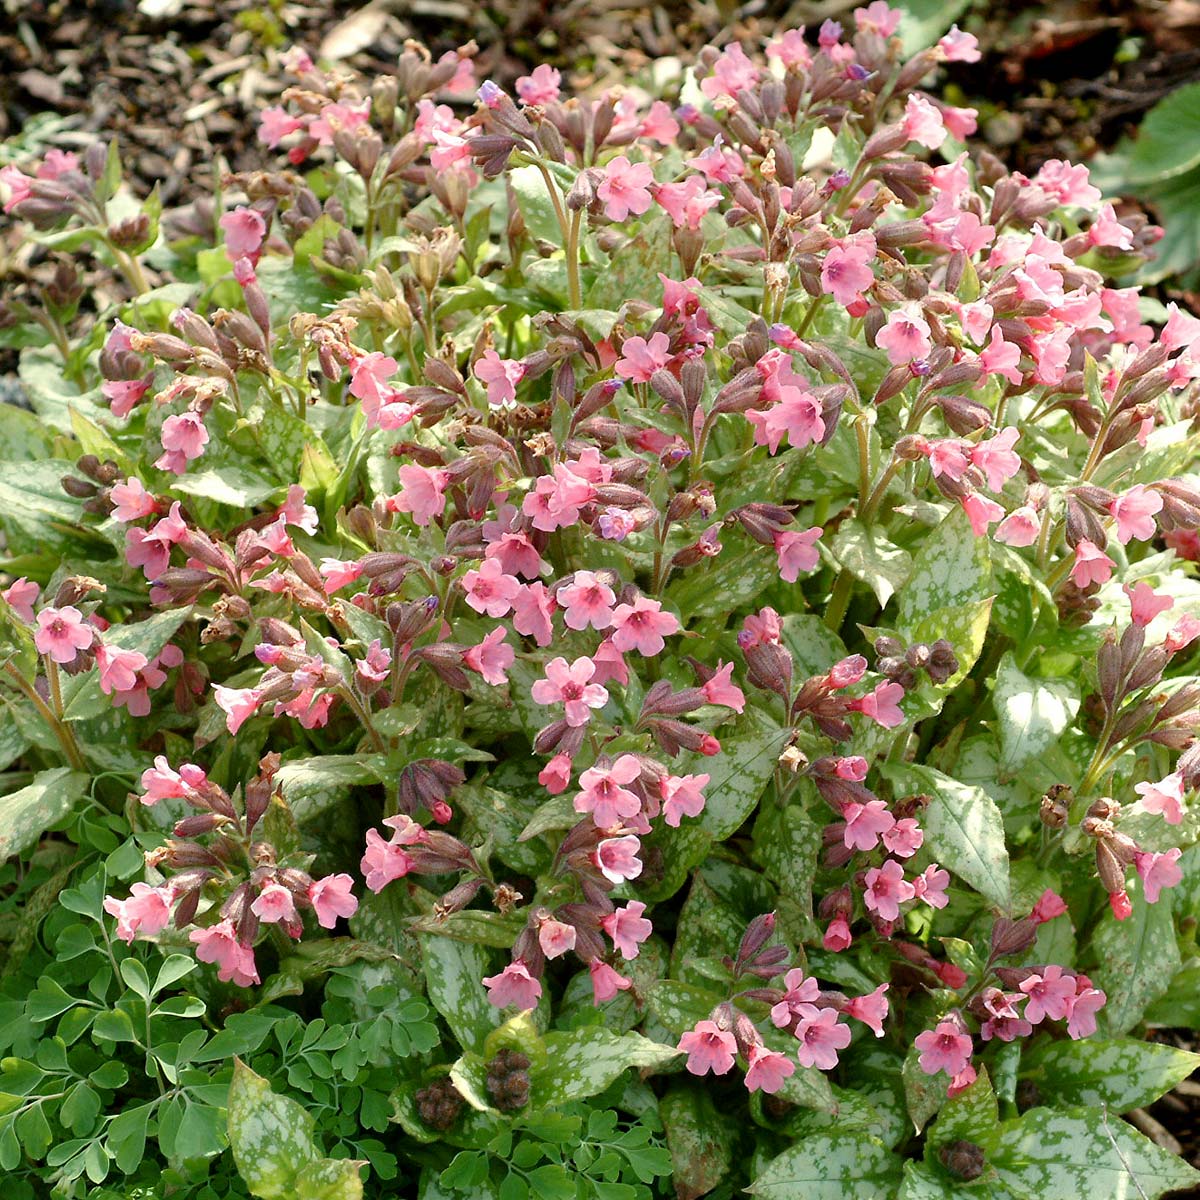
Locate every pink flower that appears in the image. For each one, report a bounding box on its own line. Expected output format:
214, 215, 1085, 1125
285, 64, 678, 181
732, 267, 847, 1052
824, 914, 852, 952
602, 900, 653, 959
1087, 204, 1133, 251
483, 959, 542, 1009
1020, 965, 1076, 1024
767, 29, 812, 69
1124, 581, 1174, 627
939, 24, 980, 61
486, 530, 546, 579
259, 105, 305, 147
744, 1044, 796, 1093
1032, 888, 1068, 924
139, 756, 207, 805
463, 627, 514, 685
595, 835, 643, 884
775, 527, 822, 582
360, 827, 414, 894
995, 506, 1040, 547
462, 558, 520, 618
1, 577, 39, 622
678, 1020, 737, 1075
590, 960, 633, 1004
1167, 615, 1200, 654
927, 438, 971, 481
699, 43, 760, 100
538, 753, 572, 794
701, 662, 745, 711
610, 596, 680, 656
308, 874, 358, 928
158, 411, 209, 471
904, 94, 946, 150
532, 656, 609, 727
846, 983, 890, 1036
512, 582, 557, 646
537, 917, 577, 959
615, 332, 672, 383
770, 967, 820, 1028
34, 606, 94, 663
95, 643, 149, 695
882, 818, 923, 858
0, 164, 34, 212
640, 100, 680, 143
1071, 540, 1115, 588
1135, 848, 1183, 904
842, 800, 896, 852
597, 155, 654, 222
219, 206, 266, 262
558, 571, 616, 631
515, 64, 561, 106
125, 501, 187, 579
855, 2, 902, 35
213, 685, 263, 734
474, 349, 526, 408
251, 883, 298, 925
1110, 890, 1133, 921
661, 773, 710, 827
863, 859, 915, 921
103, 883, 173, 943
821, 241, 874, 308
110, 477, 157, 523
655, 177, 721, 230
971, 427, 1021, 492
962, 492, 1004, 537
794, 1009, 852, 1070
1064, 985, 1106, 1039
914, 1018, 973, 1076
575, 756, 643, 828
1110, 485, 1162, 544
912, 863, 950, 909
390, 464, 450, 527
876, 307, 932, 365
190, 920, 259, 987
319, 561, 360, 600
852, 681, 905, 728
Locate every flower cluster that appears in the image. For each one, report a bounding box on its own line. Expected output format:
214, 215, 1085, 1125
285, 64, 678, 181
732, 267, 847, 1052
3, 6, 1200, 1195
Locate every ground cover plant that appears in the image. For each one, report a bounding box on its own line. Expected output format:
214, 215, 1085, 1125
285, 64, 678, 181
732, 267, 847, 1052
3, 7, 1200, 1197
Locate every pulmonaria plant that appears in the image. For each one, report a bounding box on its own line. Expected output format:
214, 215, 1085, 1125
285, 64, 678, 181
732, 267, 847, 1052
4, 9, 1200, 1199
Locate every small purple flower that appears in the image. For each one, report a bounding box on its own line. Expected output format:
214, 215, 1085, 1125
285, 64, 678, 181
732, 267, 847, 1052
478, 80, 504, 108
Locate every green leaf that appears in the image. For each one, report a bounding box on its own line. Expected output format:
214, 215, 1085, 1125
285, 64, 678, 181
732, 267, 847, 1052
107, 1102, 151, 1173
898, 508, 991, 631
660, 1085, 736, 1200
668, 543, 780, 621
509, 165, 562, 244
902, 1043, 946, 1135
881, 762, 1011, 913
421, 936, 501, 1054
1090, 892, 1181, 1034
172, 466, 278, 507
228, 1060, 362, 1198
227, 1059, 317, 1197
926, 1067, 998, 1153
992, 1106, 1200, 1199
992, 653, 1079, 772
1121, 81, 1200, 185
1022, 1038, 1200, 1113
530, 1028, 679, 1107
897, 0, 971, 57
832, 519, 912, 608
645, 980, 724, 1033
294, 1158, 365, 1200
747, 1130, 903, 1198
905, 596, 994, 690
0, 767, 88, 859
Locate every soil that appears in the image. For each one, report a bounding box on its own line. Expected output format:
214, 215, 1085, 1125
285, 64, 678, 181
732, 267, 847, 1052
3, 0, 1200, 1175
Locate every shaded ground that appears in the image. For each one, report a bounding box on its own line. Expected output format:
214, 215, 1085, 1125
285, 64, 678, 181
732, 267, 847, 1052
3, 0, 1200, 1176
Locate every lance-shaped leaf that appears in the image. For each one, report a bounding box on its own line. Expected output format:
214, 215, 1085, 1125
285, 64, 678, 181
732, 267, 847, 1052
530, 1027, 679, 1107
748, 1129, 903, 1198
992, 652, 1079, 772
